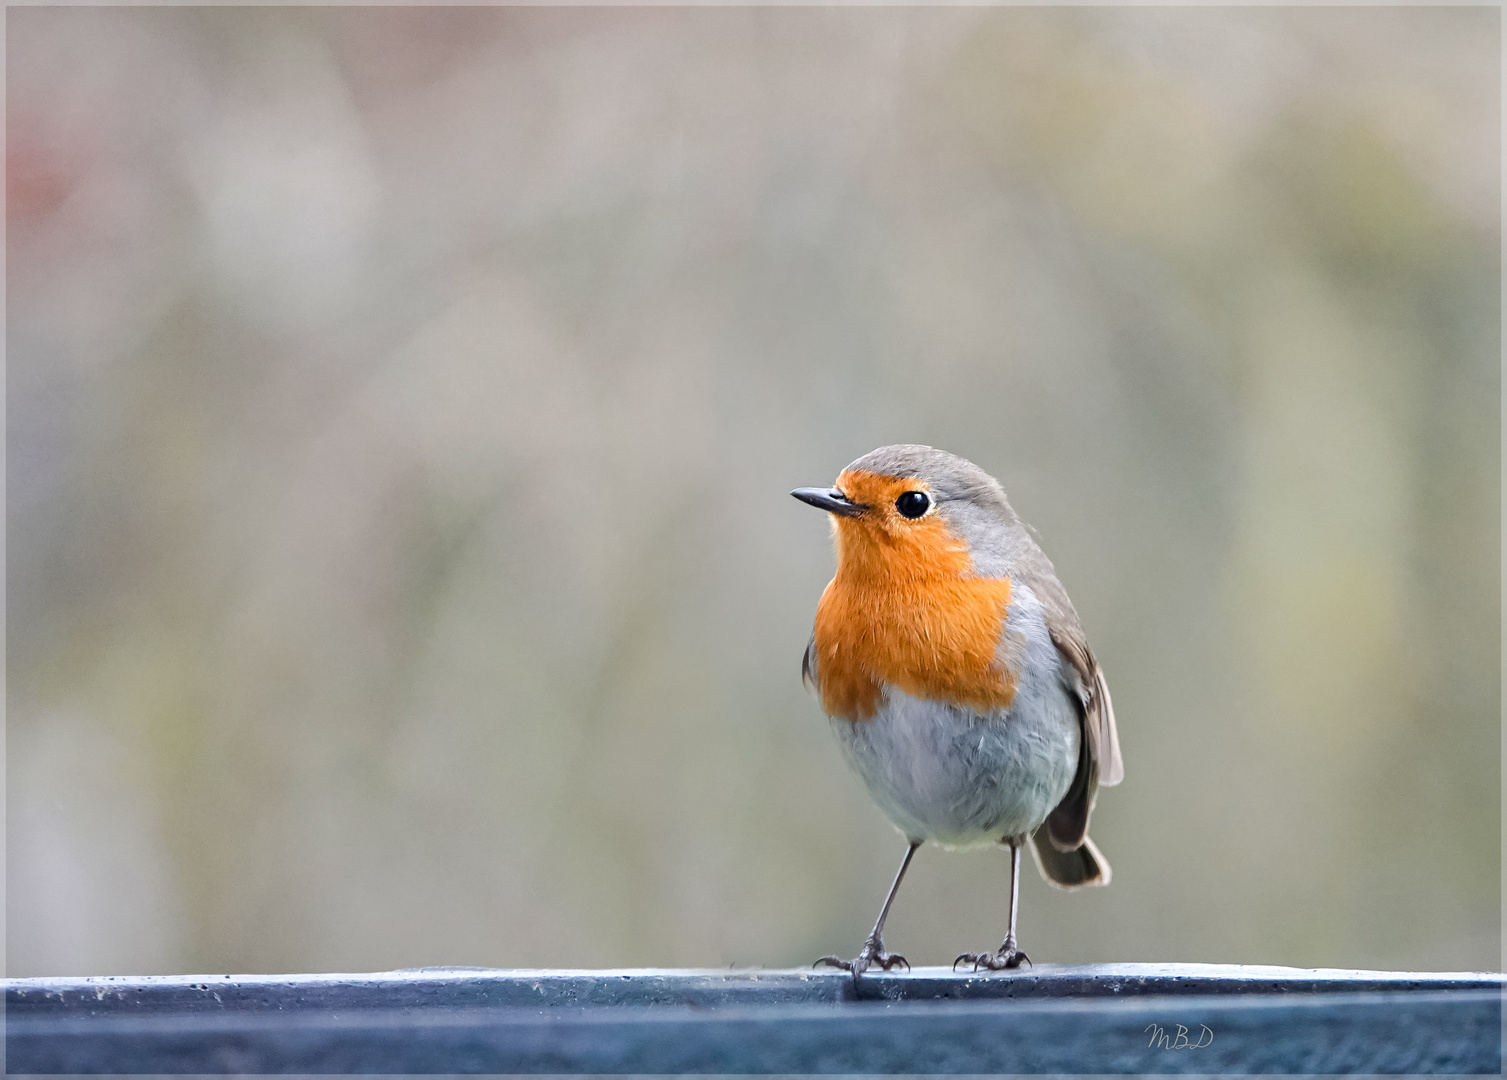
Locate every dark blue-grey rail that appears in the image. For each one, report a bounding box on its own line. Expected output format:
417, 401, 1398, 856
5, 964, 1501, 1073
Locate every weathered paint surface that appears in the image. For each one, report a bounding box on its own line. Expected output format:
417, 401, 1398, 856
6, 964, 1501, 1073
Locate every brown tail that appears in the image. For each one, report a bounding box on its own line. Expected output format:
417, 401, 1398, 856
1029, 828, 1111, 889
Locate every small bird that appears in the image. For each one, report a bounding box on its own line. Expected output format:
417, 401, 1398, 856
792, 445, 1123, 976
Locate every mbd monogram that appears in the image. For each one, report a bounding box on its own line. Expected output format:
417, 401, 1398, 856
1145, 1023, 1214, 1050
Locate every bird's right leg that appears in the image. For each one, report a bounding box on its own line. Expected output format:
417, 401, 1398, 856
815, 840, 919, 980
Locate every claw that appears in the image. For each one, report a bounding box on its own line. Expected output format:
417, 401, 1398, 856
954, 947, 1031, 973
811, 938, 907, 980
953, 952, 981, 973
997, 948, 1030, 970
876, 952, 910, 973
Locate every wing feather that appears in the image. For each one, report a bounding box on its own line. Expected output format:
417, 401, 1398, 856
1000, 543, 1123, 852
801, 634, 819, 697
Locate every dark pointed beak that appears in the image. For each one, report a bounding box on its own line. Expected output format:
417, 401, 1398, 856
791, 486, 865, 517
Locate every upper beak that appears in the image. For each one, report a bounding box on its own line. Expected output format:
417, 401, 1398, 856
791, 486, 865, 517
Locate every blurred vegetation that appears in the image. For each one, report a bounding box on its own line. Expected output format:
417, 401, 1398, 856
7, 7, 1498, 976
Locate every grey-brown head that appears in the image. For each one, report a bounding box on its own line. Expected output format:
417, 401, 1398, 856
791, 444, 1035, 579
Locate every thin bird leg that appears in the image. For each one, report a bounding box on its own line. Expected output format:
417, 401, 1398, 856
1002, 837, 1027, 960
815, 840, 920, 979
954, 836, 1032, 972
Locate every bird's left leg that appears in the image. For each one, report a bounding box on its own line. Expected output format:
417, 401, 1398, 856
954, 835, 1032, 972
815, 840, 919, 979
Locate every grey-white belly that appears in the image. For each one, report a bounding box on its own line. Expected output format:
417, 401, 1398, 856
828, 663, 1080, 849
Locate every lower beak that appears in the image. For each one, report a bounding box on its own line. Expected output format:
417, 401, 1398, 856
791, 487, 865, 517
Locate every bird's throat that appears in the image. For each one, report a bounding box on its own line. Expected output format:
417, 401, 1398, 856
814, 520, 1017, 721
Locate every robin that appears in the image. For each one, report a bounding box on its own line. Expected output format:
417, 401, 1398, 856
792, 444, 1123, 976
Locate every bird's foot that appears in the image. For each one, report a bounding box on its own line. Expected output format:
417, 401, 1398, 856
953, 938, 1031, 973
813, 934, 910, 979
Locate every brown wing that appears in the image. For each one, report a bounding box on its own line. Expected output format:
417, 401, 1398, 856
1040, 618, 1122, 850
1005, 544, 1122, 852
800, 634, 819, 697
1048, 621, 1123, 788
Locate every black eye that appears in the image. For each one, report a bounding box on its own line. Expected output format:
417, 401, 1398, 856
895, 491, 930, 519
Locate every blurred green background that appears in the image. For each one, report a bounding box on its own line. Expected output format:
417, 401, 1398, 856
7, 7, 1499, 977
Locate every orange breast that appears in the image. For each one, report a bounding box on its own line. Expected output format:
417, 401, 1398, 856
811, 470, 1017, 721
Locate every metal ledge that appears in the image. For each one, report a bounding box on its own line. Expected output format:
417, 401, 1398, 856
6, 964, 1502, 1073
